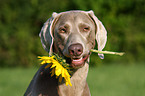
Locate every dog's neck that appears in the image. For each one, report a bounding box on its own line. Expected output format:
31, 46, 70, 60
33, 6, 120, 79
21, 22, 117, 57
58, 61, 89, 96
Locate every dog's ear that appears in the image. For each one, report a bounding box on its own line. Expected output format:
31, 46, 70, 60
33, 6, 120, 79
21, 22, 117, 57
87, 10, 107, 59
39, 12, 60, 55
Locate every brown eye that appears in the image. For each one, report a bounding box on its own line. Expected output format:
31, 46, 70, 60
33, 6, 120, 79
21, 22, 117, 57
59, 27, 66, 33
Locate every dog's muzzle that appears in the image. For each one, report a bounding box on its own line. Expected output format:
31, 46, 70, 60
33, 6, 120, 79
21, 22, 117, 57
67, 43, 89, 68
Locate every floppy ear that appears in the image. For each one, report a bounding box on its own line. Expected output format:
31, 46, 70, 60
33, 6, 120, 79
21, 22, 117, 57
39, 12, 60, 55
87, 10, 107, 59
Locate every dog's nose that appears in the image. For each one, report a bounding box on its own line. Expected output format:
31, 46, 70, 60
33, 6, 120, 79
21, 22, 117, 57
68, 43, 83, 56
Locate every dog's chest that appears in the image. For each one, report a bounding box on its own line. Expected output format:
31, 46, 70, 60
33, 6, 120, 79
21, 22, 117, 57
58, 63, 89, 96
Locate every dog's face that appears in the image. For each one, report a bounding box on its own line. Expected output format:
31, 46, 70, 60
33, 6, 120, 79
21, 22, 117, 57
53, 12, 96, 68
39, 11, 107, 69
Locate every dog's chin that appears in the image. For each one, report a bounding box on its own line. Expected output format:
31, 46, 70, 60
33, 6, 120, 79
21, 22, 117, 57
66, 55, 89, 69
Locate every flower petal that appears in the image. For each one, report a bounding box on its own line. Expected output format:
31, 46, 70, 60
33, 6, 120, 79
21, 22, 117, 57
45, 64, 52, 69
59, 75, 63, 83
50, 68, 55, 77
55, 68, 62, 76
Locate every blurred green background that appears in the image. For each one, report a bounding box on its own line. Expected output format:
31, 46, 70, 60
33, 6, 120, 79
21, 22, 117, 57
0, 0, 145, 67
0, 0, 145, 95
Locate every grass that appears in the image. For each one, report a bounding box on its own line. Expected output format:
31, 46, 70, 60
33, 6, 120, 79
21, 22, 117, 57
0, 67, 38, 96
0, 64, 145, 96
87, 64, 145, 96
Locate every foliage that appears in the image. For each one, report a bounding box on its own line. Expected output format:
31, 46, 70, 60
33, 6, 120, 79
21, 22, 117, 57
0, 0, 145, 67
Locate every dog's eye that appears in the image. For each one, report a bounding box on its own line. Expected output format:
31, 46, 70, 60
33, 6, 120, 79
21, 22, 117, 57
59, 27, 67, 33
79, 24, 90, 32
83, 27, 90, 32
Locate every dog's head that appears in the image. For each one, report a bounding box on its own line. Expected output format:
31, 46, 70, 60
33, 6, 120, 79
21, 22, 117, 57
39, 10, 107, 68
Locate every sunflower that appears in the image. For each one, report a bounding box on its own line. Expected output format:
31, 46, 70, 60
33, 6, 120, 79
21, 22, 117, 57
38, 54, 72, 86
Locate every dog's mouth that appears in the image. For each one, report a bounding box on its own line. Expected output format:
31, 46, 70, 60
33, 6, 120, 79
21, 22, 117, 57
65, 54, 90, 69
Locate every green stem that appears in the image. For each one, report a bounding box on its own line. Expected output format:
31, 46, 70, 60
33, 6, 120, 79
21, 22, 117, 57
90, 49, 125, 56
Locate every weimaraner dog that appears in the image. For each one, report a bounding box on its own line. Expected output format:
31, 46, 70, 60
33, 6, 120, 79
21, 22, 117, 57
24, 10, 107, 96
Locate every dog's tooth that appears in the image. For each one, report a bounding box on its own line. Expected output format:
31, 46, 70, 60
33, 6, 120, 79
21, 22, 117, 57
73, 57, 82, 62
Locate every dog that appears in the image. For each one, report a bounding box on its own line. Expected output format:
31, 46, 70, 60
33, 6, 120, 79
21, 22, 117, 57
24, 10, 107, 96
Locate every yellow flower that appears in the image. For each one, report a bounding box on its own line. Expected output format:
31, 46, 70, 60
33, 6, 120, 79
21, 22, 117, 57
38, 56, 72, 86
